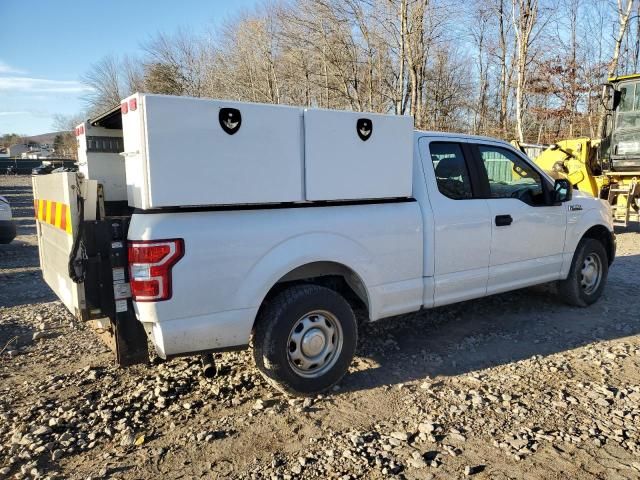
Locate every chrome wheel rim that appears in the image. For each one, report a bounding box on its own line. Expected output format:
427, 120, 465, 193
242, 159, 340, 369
287, 310, 343, 378
580, 253, 602, 295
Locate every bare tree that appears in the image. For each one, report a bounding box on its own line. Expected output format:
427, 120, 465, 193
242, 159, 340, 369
596, 0, 635, 136
81, 56, 125, 113
144, 31, 208, 97
512, 0, 539, 142
608, 0, 635, 78
81, 55, 144, 114
471, 3, 492, 135
74, 0, 640, 145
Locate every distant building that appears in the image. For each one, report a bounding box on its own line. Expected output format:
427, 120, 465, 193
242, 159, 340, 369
8, 142, 54, 158
8, 143, 31, 158
21, 149, 53, 159
0, 148, 8, 158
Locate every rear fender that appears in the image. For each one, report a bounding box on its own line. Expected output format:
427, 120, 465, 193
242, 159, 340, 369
233, 232, 379, 320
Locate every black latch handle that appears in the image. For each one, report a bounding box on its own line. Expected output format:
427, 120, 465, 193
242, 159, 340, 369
495, 214, 513, 226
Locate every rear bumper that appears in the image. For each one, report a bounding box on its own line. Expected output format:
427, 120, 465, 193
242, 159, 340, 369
0, 220, 16, 244
138, 306, 256, 358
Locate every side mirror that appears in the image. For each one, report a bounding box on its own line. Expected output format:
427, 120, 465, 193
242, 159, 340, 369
552, 178, 572, 204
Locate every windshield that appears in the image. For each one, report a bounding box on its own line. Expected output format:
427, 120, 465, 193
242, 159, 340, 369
616, 81, 640, 129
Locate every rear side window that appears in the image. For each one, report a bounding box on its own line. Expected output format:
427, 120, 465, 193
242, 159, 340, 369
429, 142, 473, 200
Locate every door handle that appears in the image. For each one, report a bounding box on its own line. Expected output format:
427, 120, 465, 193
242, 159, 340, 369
495, 214, 513, 226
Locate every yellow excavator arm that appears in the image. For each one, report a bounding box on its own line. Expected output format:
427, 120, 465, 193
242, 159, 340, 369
511, 138, 606, 197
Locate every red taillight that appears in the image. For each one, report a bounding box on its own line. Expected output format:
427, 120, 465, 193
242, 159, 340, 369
121, 102, 128, 114
129, 98, 137, 111
130, 243, 171, 264
128, 239, 184, 302
131, 279, 159, 298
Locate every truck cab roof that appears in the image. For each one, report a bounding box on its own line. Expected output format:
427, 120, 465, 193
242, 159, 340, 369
414, 130, 514, 148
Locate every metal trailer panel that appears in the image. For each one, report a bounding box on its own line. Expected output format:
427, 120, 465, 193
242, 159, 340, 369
121, 93, 305, 209
32, 173, 97, 318
304, 109, 414, 201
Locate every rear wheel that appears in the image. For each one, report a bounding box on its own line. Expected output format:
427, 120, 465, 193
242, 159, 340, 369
558, 238, 608, 307
253, 284, 357, 396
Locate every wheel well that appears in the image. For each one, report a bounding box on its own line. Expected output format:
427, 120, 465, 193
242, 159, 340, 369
582, 225, 614, 265
255, 262, 370, 328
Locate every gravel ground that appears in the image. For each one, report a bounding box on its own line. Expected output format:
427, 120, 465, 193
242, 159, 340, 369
1, 175, 640, 480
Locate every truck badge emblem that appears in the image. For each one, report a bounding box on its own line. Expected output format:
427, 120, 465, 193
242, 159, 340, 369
219, 108, 242, 135
357, 118, 372, 141
569, 204, 583, 211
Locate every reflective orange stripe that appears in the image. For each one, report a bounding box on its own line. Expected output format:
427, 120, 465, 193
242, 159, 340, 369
65, 206, 72, 234
33, 199, 72, 234
60, 204, 67, 232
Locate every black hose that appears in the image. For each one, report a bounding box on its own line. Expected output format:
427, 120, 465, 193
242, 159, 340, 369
68, 194, 86, 284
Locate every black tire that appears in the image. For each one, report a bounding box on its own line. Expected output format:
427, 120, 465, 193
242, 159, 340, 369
253, 284, 357, 396
558, 238, 608, 307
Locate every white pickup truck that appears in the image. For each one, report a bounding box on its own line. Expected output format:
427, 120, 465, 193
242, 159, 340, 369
33, 94, 615, 396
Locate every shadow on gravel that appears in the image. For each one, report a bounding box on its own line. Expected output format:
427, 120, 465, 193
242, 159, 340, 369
0, 241, 55, 307
13, 218, 36, 235
0, 282, 56, 308
0, 320, 33, 349
0, 185, 32, 193
11, 205, 35, 218
343, 252, 640, 394
613, 222, 640, 234
0, 243, 41, 267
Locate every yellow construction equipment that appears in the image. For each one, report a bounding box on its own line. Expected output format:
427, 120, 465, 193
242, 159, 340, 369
514, 74, 640, 227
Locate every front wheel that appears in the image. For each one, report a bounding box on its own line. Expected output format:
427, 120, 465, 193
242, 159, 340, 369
558, 238, 608, 307
253, 284, 357, 396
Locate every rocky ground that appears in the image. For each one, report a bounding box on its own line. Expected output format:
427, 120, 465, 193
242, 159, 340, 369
1, 175, 640, 480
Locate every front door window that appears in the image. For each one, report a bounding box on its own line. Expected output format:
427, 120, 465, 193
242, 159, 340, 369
478, 146, 546, 206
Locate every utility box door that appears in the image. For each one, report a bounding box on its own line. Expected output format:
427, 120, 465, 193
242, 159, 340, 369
304, 109, 414, 201
122, 94, 305, 209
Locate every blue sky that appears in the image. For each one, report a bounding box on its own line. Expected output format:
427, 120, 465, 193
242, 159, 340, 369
0, 0, 258, 136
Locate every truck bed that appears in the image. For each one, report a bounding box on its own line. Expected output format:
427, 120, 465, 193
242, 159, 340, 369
127, 200, 425, 357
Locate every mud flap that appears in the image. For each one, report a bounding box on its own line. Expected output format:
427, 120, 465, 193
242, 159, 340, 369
113, 307, 149, 367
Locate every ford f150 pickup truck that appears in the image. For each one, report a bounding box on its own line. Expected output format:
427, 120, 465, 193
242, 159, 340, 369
33, 94, 615, 395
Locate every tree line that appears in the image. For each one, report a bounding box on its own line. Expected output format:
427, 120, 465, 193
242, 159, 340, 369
81, 0, 639, 144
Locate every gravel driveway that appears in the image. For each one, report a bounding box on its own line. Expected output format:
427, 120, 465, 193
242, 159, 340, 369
1, 175, 639, 480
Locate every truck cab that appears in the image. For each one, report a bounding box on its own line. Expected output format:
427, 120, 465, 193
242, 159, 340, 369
605, 74, 640, 171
